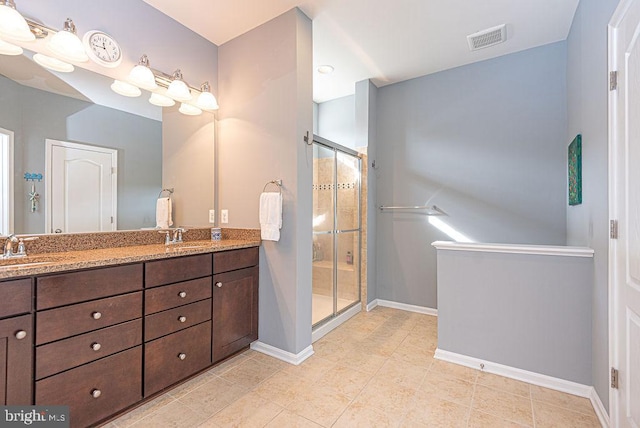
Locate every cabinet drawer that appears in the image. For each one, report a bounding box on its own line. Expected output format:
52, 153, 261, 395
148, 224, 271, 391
145, 254, 212, 288
144, 321, 211, 397
145, 277, 212, 315
36, 346, 142, 428
0, 278, 31, 318
213, 247, 259, 274
36, 292, 142, 345
37, 264, 142, 310
145, 299, 211, 341
36, 319, 142, 380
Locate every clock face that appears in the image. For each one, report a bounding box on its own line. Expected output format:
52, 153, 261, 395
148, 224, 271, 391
83, 31, 122, 68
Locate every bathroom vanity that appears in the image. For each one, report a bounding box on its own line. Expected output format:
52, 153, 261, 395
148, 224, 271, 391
0, 235, 259, 428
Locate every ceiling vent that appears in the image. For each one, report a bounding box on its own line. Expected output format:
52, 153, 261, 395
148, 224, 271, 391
467, 24, 507, 51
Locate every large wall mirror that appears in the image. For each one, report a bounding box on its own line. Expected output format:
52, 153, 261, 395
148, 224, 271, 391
0, 51, 215, 235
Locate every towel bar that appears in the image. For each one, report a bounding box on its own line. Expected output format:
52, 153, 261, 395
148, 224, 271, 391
262, 180, 282, 194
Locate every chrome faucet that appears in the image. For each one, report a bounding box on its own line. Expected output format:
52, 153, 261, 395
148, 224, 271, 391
158, 228, 187, 245
3, 234, 19, 258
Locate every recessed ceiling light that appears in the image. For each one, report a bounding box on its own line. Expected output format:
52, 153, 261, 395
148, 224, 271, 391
317, 65, 334, 75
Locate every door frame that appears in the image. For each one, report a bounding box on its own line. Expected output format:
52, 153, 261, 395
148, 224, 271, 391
608, 0, 635, 424
45, 139, 118, 233
0, 127, 14, 235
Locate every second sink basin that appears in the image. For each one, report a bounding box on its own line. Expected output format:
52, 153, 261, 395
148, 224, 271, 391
0, 255, 67, 270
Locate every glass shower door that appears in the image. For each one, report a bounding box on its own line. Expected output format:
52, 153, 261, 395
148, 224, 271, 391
312, 138, 361, 327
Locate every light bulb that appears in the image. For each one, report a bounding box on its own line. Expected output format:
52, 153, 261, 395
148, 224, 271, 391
128, 54, 157, 91
0, 1, 35, 42
196, 81, 219, 111
47, 18, 88, 63
111, 80, 141, 97
33, 53, 74, 73
166, 69, 192, 102
178, 103, 202, 116
149, 93, 175, 107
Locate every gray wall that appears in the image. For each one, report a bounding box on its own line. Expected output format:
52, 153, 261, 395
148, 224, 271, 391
437, 249, 593, 384
317, 95, 356, 149
566, 0, 620, 411
355, 80, 378, 304
218, 9, 314, 355
0, 76, 161, 233
375, 42, 568, 309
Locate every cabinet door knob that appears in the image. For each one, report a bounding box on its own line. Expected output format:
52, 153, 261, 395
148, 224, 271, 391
178, 316, 187, 323
90, 389, 102, 399
178, 291, 187, 298
15, 330, 27, 340
91, 311, 102, 320
178, 353, 186, 360
91, 342, 101, 351
215, 282, 222, 288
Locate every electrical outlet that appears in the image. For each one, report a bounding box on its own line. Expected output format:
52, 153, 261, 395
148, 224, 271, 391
209, 209, 215, 223
221, 209, 229, 224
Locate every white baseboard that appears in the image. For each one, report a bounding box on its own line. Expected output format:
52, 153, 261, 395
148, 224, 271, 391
434, 348, 592, 398
312, 304, 361, 343
589, 387, 609, 428
250, 341, 314, 366
375, 299, 438, 316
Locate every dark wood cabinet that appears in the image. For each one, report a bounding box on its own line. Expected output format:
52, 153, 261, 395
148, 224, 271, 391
5, 244, 258, 425
0, 314, 33, 405
213, 265, 259, 362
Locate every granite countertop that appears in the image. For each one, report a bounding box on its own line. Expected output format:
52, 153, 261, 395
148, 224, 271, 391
0, 238, 261, 280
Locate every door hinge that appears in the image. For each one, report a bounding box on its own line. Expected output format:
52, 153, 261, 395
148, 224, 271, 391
610, 71, 618, 91
111, 167, 117, 174
110, 216, 114, 224
611, 367, 619, 389
610, 220, 619, 239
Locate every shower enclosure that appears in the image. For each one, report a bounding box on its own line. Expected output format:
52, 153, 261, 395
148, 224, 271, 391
312, 136, 361, 327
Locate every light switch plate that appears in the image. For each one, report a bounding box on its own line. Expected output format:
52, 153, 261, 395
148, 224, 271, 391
221, 209, 229, 224
209, 210, 215, 223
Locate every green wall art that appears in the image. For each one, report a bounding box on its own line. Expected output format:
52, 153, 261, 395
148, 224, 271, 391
568, 134, 582, 206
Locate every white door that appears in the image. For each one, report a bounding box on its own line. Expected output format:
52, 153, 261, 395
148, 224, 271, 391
0, 128, 13, 235
610, 0, 640, 426
45, 140, 117, 233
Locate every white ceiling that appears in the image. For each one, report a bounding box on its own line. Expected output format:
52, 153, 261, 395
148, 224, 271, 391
143, 0, 580, 103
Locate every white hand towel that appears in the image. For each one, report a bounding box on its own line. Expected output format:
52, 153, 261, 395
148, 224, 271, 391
156, 197, 173, 229
259, 192, 282, 241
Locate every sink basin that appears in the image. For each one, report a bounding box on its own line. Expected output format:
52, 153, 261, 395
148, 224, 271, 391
0, 255, 67, 269
166, 244, 211, 252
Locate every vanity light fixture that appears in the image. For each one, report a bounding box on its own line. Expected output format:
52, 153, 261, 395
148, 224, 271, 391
47, 18, 88, 63
196, 81, 219, 111
110, 79, 141, 97
178, 102, 202, 116
166, 69, 192, 102
149, 92, 175, 107
128, 54, 158, 91
0, 0, 35, 42
0, 37, 21, 55
33, 53, 74, 73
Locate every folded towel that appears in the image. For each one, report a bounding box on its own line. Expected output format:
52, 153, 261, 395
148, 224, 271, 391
259, 192, 282, 241
156, 197, 173, 229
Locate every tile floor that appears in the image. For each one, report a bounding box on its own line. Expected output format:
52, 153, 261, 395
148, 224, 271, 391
107, 307, 601, 427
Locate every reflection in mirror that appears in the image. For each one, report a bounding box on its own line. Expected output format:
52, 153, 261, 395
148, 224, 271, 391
0, 52, 163, 234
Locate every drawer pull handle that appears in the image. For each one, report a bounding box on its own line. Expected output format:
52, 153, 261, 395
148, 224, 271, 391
178, 291, 187, 298
178, 353, 186, 360
178, 316, 187, 323
91, 342, 101, 351
215, 282, 222, 288
90, 389, 102, 399
91, 311, 102, 320
15, 330, 27, 340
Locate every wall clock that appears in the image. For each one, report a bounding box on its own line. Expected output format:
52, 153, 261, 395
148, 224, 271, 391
82, 30, 122, 68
